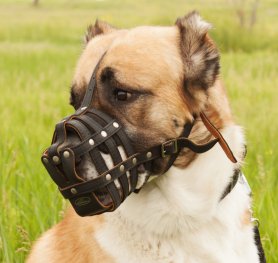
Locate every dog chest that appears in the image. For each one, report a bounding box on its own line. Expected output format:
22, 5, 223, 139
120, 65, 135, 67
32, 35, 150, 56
95, 216, 258, 263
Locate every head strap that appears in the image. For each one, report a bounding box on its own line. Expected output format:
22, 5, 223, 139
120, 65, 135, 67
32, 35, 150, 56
80, 52, 107, 109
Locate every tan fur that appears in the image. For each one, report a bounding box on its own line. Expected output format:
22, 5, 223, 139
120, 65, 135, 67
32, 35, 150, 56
27, 209, 115, 263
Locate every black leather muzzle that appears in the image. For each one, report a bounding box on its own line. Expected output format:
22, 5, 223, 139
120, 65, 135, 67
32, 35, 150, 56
42, 107, 138, 216
41, 54, 237, 217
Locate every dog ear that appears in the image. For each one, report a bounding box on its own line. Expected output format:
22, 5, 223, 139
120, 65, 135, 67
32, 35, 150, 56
175, 11, 220, 92
85, 19, 116, 44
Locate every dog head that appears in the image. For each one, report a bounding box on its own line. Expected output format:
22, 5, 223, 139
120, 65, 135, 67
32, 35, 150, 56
70, 12, 230, 176
41, 12, 237, 216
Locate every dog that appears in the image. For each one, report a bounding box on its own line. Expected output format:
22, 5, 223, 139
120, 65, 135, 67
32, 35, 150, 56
27, 11, 265, 263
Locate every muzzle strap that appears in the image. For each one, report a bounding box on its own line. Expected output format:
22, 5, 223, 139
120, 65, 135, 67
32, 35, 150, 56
59, 137, 218, 200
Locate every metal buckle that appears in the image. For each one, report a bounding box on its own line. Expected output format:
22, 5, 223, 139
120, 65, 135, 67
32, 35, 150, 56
161, 139, 178, 158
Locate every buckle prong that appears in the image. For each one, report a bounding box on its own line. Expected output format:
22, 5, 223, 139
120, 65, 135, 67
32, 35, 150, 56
161, 139, 178, 158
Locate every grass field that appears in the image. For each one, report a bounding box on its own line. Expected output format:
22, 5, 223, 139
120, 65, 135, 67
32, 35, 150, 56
0, 0, 277, 262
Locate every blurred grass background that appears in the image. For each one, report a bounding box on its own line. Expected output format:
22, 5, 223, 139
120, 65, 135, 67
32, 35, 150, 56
0, 0, 277, 262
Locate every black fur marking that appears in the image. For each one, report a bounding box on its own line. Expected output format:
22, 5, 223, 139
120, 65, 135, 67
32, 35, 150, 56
100, 67, 154, 96
101, 67, 115, 83
254, 226, 266, 263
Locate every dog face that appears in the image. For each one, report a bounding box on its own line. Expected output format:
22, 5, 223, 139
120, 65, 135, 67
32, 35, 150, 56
70, 12, 221, 174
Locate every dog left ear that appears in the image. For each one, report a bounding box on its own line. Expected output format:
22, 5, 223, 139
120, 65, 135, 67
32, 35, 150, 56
175, 11, 220, 93
85, 19, 116, 44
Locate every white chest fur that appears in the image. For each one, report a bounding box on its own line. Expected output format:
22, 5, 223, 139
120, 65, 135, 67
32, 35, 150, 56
95, 125, 260, 263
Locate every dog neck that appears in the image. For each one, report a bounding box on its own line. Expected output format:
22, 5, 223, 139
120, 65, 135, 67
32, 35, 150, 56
105, 123, 245, 238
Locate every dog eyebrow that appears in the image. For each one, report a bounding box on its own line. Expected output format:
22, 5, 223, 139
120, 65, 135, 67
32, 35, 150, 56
101, 67, 153, 94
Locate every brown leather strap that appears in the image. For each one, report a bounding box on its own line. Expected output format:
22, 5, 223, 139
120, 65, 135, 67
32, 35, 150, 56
200, 112, 237, 163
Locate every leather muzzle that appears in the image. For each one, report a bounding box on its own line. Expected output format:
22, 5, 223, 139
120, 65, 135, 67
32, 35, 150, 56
41, 54, 237, 217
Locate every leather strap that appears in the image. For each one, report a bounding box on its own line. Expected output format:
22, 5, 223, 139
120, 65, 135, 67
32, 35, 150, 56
161, 119, 195, 174
80, 53, 106, 109
200, 112, 237, 163
59, 137, 218, 199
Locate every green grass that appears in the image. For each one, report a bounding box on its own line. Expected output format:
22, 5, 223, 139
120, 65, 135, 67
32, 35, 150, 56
0, 0, 277, 262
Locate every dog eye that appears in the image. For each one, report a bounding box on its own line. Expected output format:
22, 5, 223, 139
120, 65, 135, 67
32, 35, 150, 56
114, 89, 132, 101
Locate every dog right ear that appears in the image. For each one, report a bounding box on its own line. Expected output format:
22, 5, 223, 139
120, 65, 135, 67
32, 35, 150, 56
85, 20, 116, 44
175, 11, 220, 111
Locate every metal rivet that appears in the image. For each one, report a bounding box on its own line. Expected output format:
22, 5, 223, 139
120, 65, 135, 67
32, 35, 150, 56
113, 122, 119, 128
81, 106, 87, 111
106, 174, 112, 181
52, 156, 60, 163
146, 152, 152, 159
101, 131, 107, 137
43, 157, 49, 164
89, 139, 95, 145
119, 165, 125, 172
63, 151, 70, 158
132, 158, 137, 165
71, 188, 77, 194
